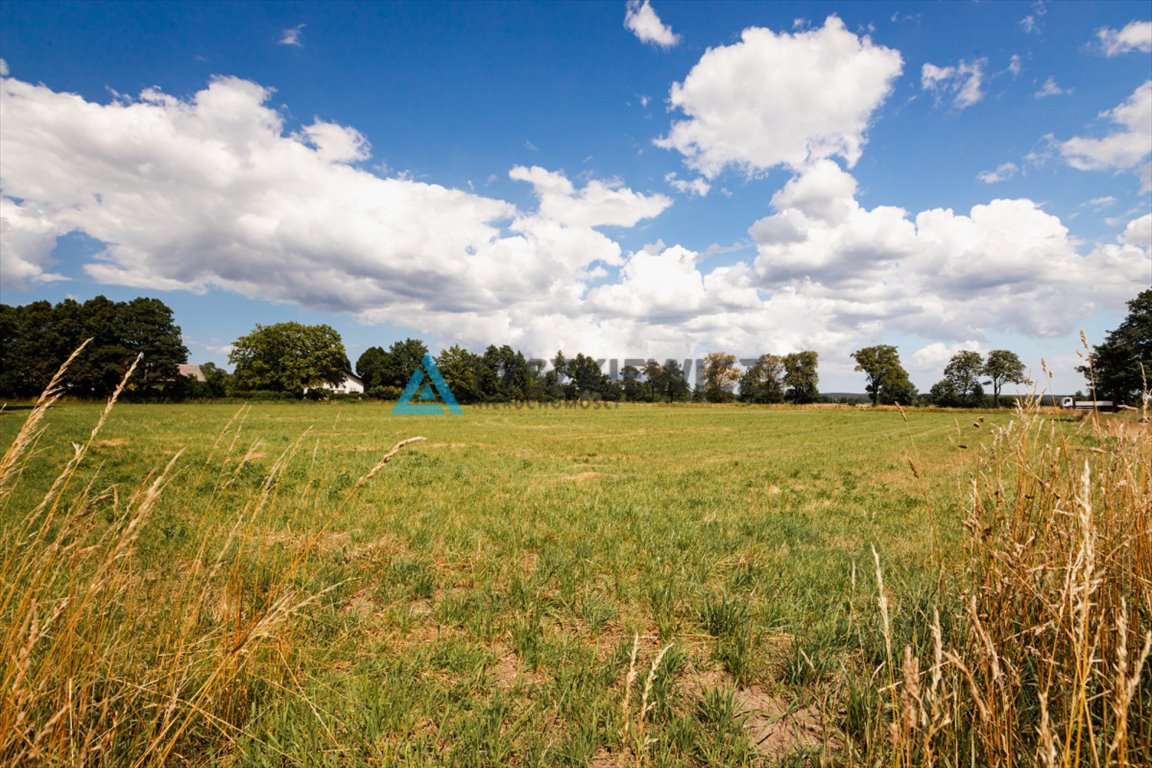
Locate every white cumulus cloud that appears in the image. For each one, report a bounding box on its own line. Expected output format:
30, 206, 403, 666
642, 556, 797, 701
0, 197, 70, 289
1060, 81, 1152, 192
749, 162, 1150, 341
655, 16, 903, 176
1097, 21, 1152, 55
624, 1, 680, 48
1121, 213, 1152, 248
299, 120, 371, 163
0, 67, 666, 333
509, 165, 672, 228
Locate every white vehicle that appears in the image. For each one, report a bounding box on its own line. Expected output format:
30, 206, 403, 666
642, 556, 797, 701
1061, 397, 1116, 411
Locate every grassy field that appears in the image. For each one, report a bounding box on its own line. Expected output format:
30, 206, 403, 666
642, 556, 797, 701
1, 397, 1147, 766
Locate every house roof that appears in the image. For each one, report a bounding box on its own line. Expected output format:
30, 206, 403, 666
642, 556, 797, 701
178, 363, 206, 382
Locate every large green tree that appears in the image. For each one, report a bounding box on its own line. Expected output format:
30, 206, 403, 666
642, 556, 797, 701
983, 350, 1028, 407
560, 353, 609, 399
702, 353, 741, 403
852, 345, 917, 405
197, 362, 232, 398
73, 296, 133, 396
435, 345, 483, 403
640, 360, 666, 402
783, 350, 820, 404
942, 350, 985, 407
479, 344, 533, 401
380, 338, 429, 389
0, 302, 58, 396
620, 365, 644, 401
661, 360, 691, 402
356, 338, 429, 392
928, 379, 960, 408
1080, 288, 1152, 404
355, 346, 390, 390
739, 354, 784, 404
229, 322, 348, 395
0, 305, 18, 394
118, 297, 188, 390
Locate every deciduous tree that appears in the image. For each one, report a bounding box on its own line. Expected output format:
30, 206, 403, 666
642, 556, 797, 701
435, 345, 482, 403
198, 362, 232, 397
703, 353, 741, 403
380, 338, 429, 389
928, 379, 961, 408
739, 354, 784, 404
621, 365, 644, 402
355, 346, 390, 390
640, 360, 665, 402
0, 302, 57, 396
1079, 289, 1151, 405
229, 322, 348, 396
119, 297, 188, 390
662, 360, 690, 402
851, 345, 917, 405
479, 344, 533, 401
982, 349, 1028, 407
942, 350, 985, 407
783, 350, 820, 403
560, 353, 609, 399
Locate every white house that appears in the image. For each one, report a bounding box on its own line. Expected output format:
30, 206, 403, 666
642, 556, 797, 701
327, 371, 365, 395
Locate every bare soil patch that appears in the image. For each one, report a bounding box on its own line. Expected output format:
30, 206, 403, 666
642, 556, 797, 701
736, 686, 834, 758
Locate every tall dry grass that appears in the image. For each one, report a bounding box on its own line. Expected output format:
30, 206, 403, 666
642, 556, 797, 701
619, 634, 676, 764
0, 350, 422, 766
869, 395, 1151, 766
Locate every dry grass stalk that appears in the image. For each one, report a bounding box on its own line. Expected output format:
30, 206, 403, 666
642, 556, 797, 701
0, 338, 91, 498
30, 353, 141, 526
640, 642, 675, 726
621, 633, 640, 741
869, 383, 1150, 767
0, 348, 425, 766
344, 436, 428, 505
617, 635, 675, 765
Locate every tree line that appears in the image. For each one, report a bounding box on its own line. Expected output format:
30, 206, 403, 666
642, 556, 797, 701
0, 297, 187, 398
848, 288, 1150, 407
850, 345, 1029, 408
2, 288, 1147, 405
353, 342, 820, 404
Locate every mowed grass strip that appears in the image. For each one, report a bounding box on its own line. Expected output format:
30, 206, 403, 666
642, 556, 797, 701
0, 401, 1012, 765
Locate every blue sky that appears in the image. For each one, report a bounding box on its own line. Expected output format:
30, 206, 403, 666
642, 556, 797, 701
1, 0, 1149, 393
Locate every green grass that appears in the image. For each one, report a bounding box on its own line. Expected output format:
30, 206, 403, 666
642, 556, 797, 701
0, 401, 1017, 765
